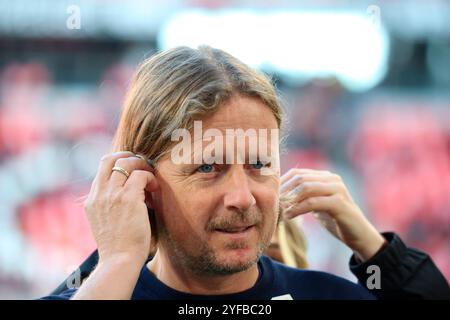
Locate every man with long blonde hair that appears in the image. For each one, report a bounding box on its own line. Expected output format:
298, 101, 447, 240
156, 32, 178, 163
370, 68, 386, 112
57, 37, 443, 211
41, 46, 448, 300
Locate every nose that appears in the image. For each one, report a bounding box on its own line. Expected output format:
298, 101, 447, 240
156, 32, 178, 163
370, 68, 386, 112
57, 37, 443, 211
223, 166, 256, 212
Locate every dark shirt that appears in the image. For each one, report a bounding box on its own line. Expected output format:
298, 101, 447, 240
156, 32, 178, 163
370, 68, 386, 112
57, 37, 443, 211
41, 255, 375, 300
41, 232, 450, 300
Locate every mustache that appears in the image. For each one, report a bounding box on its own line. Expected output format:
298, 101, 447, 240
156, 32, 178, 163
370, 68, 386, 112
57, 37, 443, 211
206, 209, 262, 231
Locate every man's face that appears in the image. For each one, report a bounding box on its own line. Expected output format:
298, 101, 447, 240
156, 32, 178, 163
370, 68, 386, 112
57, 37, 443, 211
152, 95, 280, 276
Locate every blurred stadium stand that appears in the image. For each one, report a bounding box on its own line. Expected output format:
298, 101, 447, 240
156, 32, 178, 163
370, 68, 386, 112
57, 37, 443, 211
0, 0, 449, 298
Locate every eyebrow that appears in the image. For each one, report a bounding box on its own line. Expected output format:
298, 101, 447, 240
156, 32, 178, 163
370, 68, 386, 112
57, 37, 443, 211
188, 144, 276, 164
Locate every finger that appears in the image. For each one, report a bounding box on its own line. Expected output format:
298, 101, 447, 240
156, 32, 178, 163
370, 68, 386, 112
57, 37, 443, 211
128, 171, 158, 212
123, 170, 159, 198
95, 151, 136, 187
281, 173, 341, 193
281, 168, 333, 184
286, 194, 339, 219
110, 156, 154, 188
292, 181, 345, 204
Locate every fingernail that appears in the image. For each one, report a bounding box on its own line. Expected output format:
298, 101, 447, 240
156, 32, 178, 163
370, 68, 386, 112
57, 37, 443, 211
135, 154, 155, 169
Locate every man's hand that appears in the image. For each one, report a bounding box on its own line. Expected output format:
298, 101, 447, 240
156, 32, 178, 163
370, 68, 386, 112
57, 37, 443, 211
281, 168, 386, 262
73, 151, 158, 299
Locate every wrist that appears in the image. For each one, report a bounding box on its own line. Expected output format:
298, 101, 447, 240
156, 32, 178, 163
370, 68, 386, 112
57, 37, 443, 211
353, 232, 387, 262
98, 252, 147, 269
73, 252, 145, 300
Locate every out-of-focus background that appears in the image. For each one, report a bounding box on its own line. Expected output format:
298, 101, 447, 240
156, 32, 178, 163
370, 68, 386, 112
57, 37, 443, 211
0, 0, 449, 299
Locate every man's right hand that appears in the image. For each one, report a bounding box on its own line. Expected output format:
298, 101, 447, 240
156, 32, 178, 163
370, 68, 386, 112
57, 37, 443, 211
83, 151, 158, 264
73, 151, 158, 299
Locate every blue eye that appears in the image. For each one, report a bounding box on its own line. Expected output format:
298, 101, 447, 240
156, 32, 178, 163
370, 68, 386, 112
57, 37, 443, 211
197, 164, 215, 173
251, 160, 268, 170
